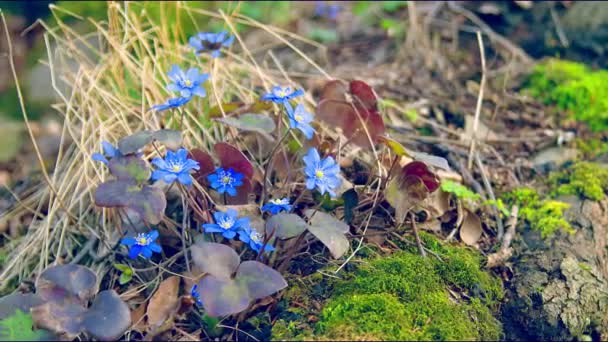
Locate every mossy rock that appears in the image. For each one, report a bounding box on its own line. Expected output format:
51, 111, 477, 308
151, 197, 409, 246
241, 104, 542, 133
272, 235, 503, 341
524, 58, 608, 131
502, 197, 608, 341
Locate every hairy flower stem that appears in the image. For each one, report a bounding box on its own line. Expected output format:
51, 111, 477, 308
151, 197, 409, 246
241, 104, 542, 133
179, 185, 192, 273
277, 230, 307, 273
260, 128, 292, 207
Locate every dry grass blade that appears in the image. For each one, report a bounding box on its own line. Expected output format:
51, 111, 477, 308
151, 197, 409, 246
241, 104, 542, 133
0, 3, 330, 291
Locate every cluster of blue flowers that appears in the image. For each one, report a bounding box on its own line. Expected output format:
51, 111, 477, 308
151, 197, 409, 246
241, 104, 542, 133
98, 29, 344, 264
203, 208, 276, 253
261, 85, 316, 140
152, 31, 234, 112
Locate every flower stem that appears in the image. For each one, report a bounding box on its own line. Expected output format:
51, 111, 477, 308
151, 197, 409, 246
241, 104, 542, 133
260, 128, 292, 206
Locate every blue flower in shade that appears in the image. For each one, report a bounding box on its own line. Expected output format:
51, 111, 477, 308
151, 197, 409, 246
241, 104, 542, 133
207, 167, 244, 196
202, 208, 249, 239
190, 284, 203, 306
121, 230, 162, 260
166, 65, 209, 99
238, 226, 275, 253
92, 141, 120, 165
189, 31, 235, 58
261, 85, 304, 111
303, 148, 342, 198
287, 104, 315, 140
152, 97, 190, 112
151, 148, 200, 186
262, 198, 293, 215
315, 2, 340, 20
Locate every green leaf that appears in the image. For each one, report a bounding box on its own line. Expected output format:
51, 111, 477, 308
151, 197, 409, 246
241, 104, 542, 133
304, 210, 350, 259
114, 264, 133, 285
382, 0, 407, 12
308, 28, 339, 43
0, 310, 55, 341
216, 113, 276, 134
441, 180, 481, 202
118, 273, 132, 285
265, 213, 309, 239
108, 156, 150, 183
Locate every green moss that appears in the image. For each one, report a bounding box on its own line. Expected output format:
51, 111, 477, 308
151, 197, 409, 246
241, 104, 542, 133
549, 162, 608, 200
273, 236, 503, 340
575, 137, 608, 159
504, 187, 573, 238
525, 59, 608, 131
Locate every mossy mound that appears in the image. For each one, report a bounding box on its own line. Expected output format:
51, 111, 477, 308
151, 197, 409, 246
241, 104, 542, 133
504, 187, 574, 238
549, 161, 608, 201
272, 234, 503, 341
525, 59, 608, 131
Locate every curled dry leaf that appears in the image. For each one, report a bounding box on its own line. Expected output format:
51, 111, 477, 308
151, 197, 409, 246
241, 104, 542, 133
460, 210, 483, 246
146, 276, 180, 331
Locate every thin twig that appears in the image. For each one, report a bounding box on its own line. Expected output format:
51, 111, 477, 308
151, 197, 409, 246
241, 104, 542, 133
487, 205, 518, 268
467, 31, 486, 170
474, 152, 504, 239
410, 212, 426, 258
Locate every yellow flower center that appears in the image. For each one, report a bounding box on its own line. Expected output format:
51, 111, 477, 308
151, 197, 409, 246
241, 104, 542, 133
172, 165, 182, 172
315, 170, 324, 179
271, 199, 282, 204
220, 222, 232, 229
222, 176, 231, 184
184, 79, 192, 87
136, 237, 148, 245
295, 114, 303, 122
278, 90, 286, 97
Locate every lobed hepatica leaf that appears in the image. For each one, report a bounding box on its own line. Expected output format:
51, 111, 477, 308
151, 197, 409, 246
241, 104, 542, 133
304, 210, 350, 259
35, 264, 98, 304
198, 275, 250, 317
191, 242, 240, 281
196, 261, 287, 318
0, 293, 46, 320
217, 113, 276, 134
316, 80, 385, 149
214, 142, 254, 180
117, 129, 183, 155
265, 213, 309, 239
235, 261, 287, 300
153, 129, 182, 151
108, 155, 150, 183
81, 290, 131, 341
117, 130, 154, 155
94, 180, 166, 225
189, 148, 215, 181
31, 301, 86, 337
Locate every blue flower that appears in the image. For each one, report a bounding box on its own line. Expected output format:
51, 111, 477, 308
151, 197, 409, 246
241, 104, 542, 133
189, 31, 235, 58
315, 2, 340, 20
152, 97, 190, 112
121, 230, 162, 260
261, 85, 304, 111
92, 141, 120, 165
191, 284, 203, 306
207, 167, 244, 196
202, 208, 249, 239
238, 226, 275, 253
262, 198, 293, 215
166, 65, 209, 99
151, 148, 200, 186
287, 104, 315, 140
303, 148, 342, 198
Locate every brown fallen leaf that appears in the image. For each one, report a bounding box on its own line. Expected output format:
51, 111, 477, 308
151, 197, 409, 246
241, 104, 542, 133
460, 210, 482, 246
130, 303, 147, 332
147, 276, 180, 331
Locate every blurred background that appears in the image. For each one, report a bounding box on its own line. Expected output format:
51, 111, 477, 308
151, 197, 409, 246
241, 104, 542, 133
0, 0, 605, 204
